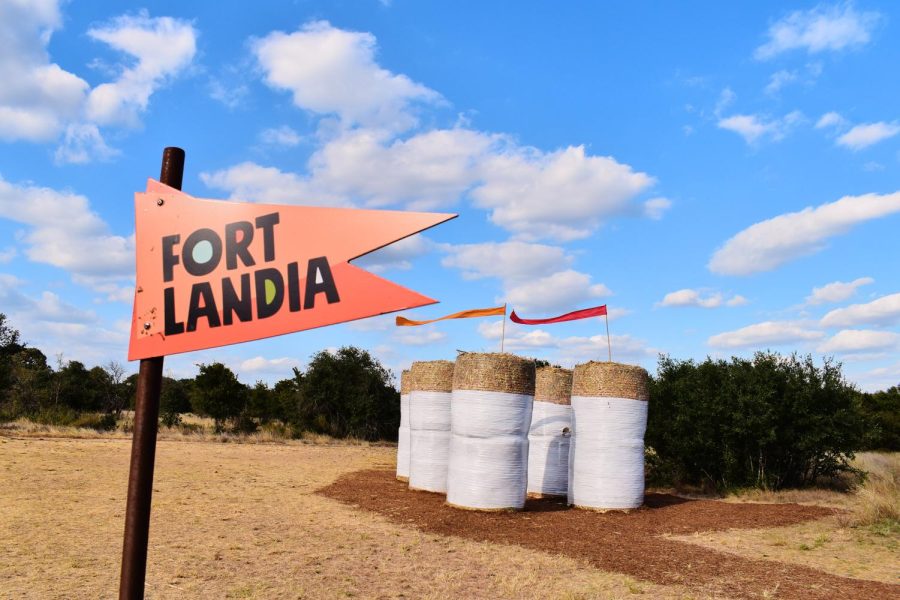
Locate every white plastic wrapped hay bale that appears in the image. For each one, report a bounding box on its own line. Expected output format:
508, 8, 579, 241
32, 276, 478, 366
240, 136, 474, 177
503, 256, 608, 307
527, 367, 572, 498
396, 369, 412, 482
408, 360, 454, 493
447, 352, 535, 511
568, 361, 649, 510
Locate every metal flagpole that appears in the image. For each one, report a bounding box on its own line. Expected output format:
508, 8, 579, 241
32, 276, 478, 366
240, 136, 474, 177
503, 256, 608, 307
604, 312, 612, 362
119, 147, 184, 600
500, 304, 507, 353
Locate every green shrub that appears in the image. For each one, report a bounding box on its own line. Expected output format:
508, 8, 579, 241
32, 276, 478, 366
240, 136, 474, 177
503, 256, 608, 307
647, 352, 864, 490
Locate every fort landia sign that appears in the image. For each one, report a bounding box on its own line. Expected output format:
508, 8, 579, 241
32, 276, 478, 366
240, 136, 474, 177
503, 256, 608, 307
119, 148, 455, 600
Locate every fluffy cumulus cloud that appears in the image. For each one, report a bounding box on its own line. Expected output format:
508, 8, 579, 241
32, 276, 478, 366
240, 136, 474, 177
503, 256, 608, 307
471, 145, 654, 241
817, 329, 899, 354
658, 289, 747, 308
239, 356, 302, 374
755, 3, 881, 60
709, 191, 900, 275
441, 242, 609, 314
352, 234, 432, 273
836, 121, 900, 150
477, 320, 653, 365
0, 175, 134, 290
0, 0, 89, 142
253, 20, 440, 132
85, 12, 197, 127
717, 111, 803, 145
708, 320, 824, 349
0, 2, 197, 162
259, 126, 303, 147
816, 111, 847, 130
820, 293, 900, 328
392, 327, 446, 346
199, 161, 342, 206
805, 277, 873, 305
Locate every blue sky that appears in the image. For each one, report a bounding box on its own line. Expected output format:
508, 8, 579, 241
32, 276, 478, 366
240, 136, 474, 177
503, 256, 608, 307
1, 1, 899, 390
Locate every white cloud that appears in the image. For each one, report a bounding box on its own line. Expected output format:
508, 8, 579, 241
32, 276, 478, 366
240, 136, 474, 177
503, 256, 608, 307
0, 0, 89, 142
717, 111, 803, 145
352, 234, 432, 273
714, 87, 736, 117
709, 191, 900, 275
253, 20, 440, 132
820, 293, 900, 328
86, 12, 197, 127
817, 329, 899, 354
54, 123, 119, 165
0, 175, 134, 284
805, 277, 873, 305
0, 247, 16, 263
657, 289, 746, 309
765, 69, 798, 95
708, 321, 824, 349
199, 161, 342, 206
239, 356, 302, 374
392, 327, 446, 346
472, 145, 654, 241
643, 197, 672, 220
504, 270, 611, 314
815, 111, 847, 129
755, 3, 881, 60
259, 126, 302, 147
441, 241, 570, 282
836, 122, 900, 150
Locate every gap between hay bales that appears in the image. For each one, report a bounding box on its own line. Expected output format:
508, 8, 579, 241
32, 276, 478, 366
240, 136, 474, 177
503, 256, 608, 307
318, 469, 898, 600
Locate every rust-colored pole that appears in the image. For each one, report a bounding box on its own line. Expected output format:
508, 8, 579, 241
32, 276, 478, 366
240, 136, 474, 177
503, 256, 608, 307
119, 147, 184, 600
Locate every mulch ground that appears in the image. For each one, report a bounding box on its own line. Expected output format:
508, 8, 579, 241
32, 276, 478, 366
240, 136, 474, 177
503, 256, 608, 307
318, 469, 899, 600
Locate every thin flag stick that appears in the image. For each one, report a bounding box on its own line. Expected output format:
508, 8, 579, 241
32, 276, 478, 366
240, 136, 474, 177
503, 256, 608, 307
604, 312, 612, 362
500, 304, 507, 353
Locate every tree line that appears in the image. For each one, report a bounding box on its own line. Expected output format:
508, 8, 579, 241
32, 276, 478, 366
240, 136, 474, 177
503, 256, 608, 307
1, 313, 897, 490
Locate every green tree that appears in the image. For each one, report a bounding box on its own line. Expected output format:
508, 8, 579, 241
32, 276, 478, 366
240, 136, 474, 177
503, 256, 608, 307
160, 377, 192, 427
190, 362, 248, 432
300, 346, 399, 440
0, 314, 24, 418
647, 352, 864, 490
857, 386, 900, 451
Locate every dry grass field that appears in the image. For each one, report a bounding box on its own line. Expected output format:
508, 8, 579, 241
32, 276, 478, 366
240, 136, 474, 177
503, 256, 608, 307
1, 433, 897, 599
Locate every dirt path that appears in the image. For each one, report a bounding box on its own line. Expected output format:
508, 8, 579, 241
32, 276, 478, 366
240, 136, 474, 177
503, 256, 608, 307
319, 469, 900, 600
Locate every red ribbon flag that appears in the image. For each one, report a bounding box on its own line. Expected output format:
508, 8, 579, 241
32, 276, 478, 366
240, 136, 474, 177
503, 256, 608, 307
509, 304, 607, 325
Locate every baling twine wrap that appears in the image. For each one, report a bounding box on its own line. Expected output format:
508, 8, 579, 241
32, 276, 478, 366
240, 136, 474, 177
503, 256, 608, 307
447, 352, 535, 511
568, 361, 649, 511
396, 369, 412, 482
527, 367, 573, 497
408, 360, 455, 493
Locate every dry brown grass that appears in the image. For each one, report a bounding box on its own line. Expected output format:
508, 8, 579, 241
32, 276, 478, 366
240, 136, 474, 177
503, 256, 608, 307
1, 436, 698, 599
668, 452, 899, 586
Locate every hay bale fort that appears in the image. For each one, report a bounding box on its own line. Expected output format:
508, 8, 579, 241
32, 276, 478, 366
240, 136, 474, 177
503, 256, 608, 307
446, 352, 535, 511
396, 369, 412, 482
568, 361, 649, 511
407, 360, 455, 493
527, 366, 573, 498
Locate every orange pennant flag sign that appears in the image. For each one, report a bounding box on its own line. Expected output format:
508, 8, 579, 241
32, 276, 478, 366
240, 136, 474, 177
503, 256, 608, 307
395, 305, 506, 326
128, 179, 456, 360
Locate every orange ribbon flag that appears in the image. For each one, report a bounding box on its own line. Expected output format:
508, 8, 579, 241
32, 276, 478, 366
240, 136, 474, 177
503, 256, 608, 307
395, 305, 506, 326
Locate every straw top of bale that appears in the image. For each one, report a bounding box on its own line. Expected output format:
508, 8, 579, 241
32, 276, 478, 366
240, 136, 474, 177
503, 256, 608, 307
535, 366, 573, 405
452, 352, 535, 396
400, 369, 411, 395
410, 360, 455, 393
572, 361, 649, 401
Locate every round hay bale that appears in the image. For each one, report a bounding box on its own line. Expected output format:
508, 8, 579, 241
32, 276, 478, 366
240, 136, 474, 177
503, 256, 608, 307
396, 369, 412, 482
568, 361, 649, 511
527, 367, 573, 497
452, 352, 535, 396
535, 366, 573, 405
408, 360, 454, 493
447, 353, 534, 511
571, 361, 648, 401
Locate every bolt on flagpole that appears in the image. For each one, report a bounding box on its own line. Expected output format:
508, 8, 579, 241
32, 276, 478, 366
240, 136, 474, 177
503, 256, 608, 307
119, 147, 184, 600
604, 311, 612, 362
500, 304, 507, 353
